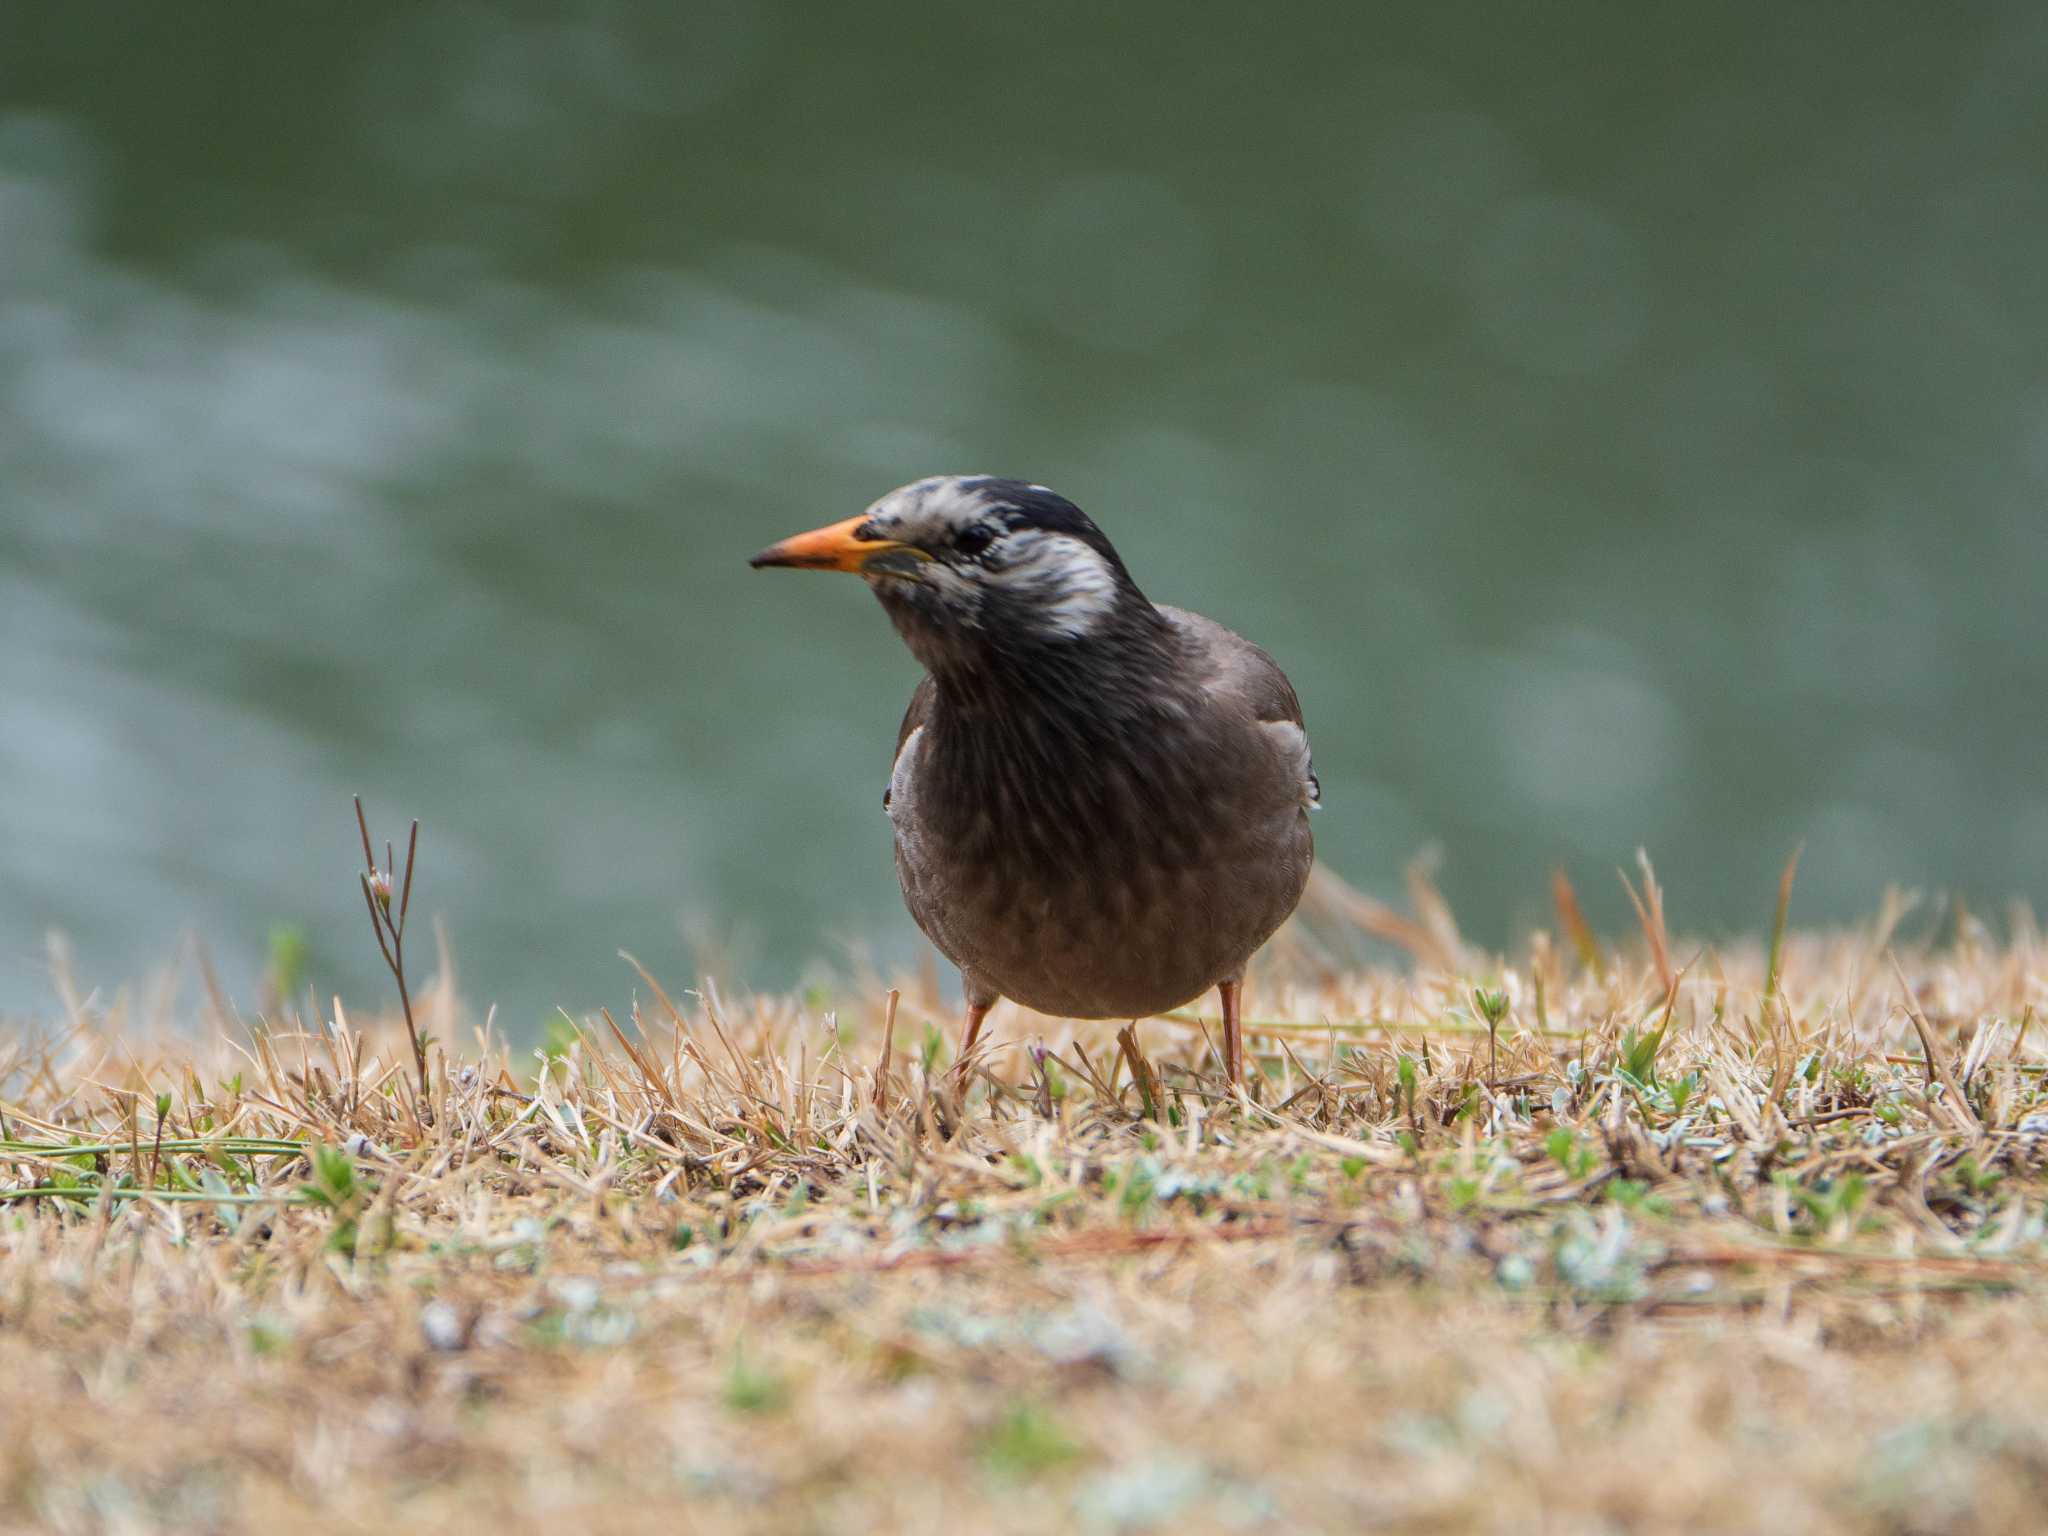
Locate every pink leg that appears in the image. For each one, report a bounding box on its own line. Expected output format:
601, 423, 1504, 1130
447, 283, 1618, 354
1220, 978, 1244, 1089
959, 999, 992, 1061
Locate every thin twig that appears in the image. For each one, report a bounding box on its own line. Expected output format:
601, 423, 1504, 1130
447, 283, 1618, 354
876, 989, 899, 1117
354, 796, 429, 1100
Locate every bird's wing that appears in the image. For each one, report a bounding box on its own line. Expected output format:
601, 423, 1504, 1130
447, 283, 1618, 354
1160, 606, 1320, 808
884, 673, 938, 812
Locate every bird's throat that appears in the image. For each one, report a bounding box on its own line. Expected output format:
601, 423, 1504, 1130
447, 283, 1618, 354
927, 612, 1181, 734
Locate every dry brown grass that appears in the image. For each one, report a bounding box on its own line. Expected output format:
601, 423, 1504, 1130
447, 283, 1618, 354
5, 867, 2048, 1534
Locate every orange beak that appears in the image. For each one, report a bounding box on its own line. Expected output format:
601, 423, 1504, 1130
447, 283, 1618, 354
749, 514, 925, 574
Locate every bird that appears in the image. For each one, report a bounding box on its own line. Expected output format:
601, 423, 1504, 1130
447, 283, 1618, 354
750, 475, 1317, 1088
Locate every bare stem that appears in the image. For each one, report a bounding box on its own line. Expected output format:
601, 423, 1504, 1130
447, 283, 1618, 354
400, 820, 419, 929
354, 795, 429, 1101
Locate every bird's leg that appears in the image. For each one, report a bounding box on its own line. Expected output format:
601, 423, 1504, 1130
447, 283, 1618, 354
1219, 978, 1244, 1090
959, 999, 993, 1063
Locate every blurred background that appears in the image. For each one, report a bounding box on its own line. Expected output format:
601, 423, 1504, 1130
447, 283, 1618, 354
3, 2, 2045, 1027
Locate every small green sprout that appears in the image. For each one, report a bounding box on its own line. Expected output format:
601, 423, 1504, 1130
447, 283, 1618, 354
267, 924, 309, 1003
722, 1350, 789, 1416
1473, 987, 1510, 1082
1545, 1128, 1598, 1181
982, 1402, 1081, 1481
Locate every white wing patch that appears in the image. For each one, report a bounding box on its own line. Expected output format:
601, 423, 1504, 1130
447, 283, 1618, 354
1262, 719, 1321, 809
886, 725, 925, 821
886, 723, 946, 881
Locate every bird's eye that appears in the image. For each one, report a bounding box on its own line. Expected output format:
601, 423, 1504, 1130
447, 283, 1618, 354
953, 524, 996, 559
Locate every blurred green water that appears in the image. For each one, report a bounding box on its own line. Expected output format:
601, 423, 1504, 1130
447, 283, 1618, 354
3, 2, 2045, 1025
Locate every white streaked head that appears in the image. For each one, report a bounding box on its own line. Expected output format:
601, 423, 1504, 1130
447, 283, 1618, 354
855, 475, 1137, 644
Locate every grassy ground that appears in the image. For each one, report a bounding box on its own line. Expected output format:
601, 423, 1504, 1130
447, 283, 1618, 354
4, 866, 2048, 1534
